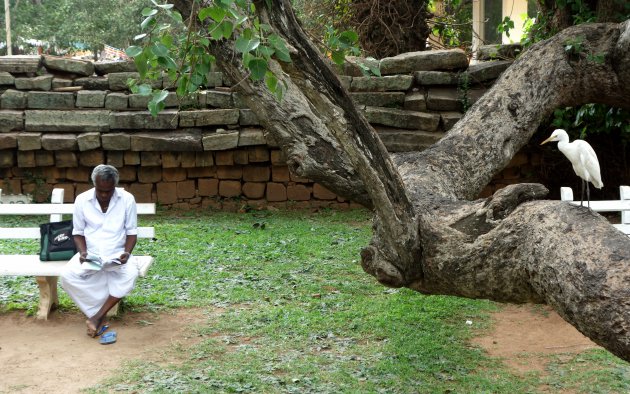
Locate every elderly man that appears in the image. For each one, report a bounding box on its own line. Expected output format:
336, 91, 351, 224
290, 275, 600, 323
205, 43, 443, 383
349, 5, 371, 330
61, 164, 139, 339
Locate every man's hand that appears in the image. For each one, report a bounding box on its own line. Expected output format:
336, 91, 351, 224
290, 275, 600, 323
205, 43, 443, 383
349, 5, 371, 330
79, 252, 88, 263
118, 251, 131, 264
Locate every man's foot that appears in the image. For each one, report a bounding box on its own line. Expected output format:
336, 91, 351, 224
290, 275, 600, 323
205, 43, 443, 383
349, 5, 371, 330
86, 316, 105, 337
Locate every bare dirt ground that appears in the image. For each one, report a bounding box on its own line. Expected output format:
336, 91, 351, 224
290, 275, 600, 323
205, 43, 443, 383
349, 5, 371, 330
0, 304, 599, 393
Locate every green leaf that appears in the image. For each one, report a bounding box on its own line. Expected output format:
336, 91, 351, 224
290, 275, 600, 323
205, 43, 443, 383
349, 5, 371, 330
248, 58, 268, 81
265, 72, 278, 91
331, 50, 345, 65
151, 43, 169, 57
156, 3, 173, 9
138, 84, 152, 95
141, 15, 155, 30
210, 25, 225, 41
141, 7, 157, 17
242, 52, 254, 67
268, 34, 291, 62
235, 37, 260, 53
257, 45, 275, 58
134, 33, 147, 41
339, 30, 358, 47
148, 100, 165, 117
199, 6, 227, 22
221, 21, 234, 39
125, 45, 143, 58
152, 89, 169, 103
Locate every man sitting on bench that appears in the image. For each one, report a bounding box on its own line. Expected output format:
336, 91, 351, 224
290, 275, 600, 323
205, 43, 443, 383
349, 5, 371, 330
61, 164, 139, 339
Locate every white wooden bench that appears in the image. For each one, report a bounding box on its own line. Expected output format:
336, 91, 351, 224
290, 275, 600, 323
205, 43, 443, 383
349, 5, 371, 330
560, 185, 630, 235
0, 188, 156, 319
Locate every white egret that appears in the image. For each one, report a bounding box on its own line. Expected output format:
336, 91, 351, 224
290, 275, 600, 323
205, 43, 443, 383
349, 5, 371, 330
540, 128, 603, 208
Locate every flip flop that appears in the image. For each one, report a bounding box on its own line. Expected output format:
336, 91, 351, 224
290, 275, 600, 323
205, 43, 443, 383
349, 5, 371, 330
96, 324, 109, 336
99, 330, 117, 345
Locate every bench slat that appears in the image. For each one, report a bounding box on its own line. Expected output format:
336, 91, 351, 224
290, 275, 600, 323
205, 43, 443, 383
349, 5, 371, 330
0, 255, 154, 277
0, 226, 155, 239
0, 203, 155, 215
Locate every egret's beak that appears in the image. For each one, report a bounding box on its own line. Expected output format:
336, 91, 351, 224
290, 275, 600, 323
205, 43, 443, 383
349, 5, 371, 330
540, 137, 553, 145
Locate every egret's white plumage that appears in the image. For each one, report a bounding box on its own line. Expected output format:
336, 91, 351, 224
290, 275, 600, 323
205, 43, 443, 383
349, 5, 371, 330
541, 128, 603, 207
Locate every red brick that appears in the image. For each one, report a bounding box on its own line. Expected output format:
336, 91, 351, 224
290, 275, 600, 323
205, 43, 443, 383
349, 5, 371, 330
287, 184, 311, 201
272, 166, 290, 182
233, 150, 249, 165
242, 182, 265, 199
248, 146, 269, 162
181, 152, 196, 168
270, 150, 286, 165
80, 150, 105, 167
41, 167, 65, 183
17, 151, 36, 167
243, 166, 270, 182
162, 152, 181, 168
177, 180, 196, 198
124, 151, 141, 165
76, 183, 92, 195
66, 167, 91, 182
118, 166, 137, 182
141, 152, 161, 166
187, 167, 215, 178
35, 151, 54, 166
53, 183, 75, 202
215, 151, 234, 165
129, 183, 153, 203
198, 178, 218, 196
163, 168, 187, 182
138, 167, 162, 183
55, 151, 78, 168
216, 165, 242, 180
0, 179, 21, 194
289, 169, 310, 183
219, 180, 241, 197
195, 152, 214, 167
266, 182, 287, 202
106, 151, 124, 167
313, 183, 336, 200
157, 182, 177, 204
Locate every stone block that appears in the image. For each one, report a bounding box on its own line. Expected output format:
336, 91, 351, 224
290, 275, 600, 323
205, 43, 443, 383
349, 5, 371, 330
205, 90, 232, 108
0, 55, 43, 73
216, 165, 242, 180
15, 75, 53, 91
476, 44, 522, 61
75, 183, 92, 195
128, 94, 151, 108
0, 110, 24, 132
413, 71, 459, 86
105, 93, 128, 110
79, 150, 105, 167
231, 93, 249, 109
106, 151, 124, 167
404, 91, 427, 112
270, 150, 286, 165
109, 110, 179, 130
54, 151, 78, 167
272, 166, 290, 182
118, 166, 136, 182
130, 129, 202, 151
101, 133, 131, 150
94, 61, 137, 75
380, 49, 468, 74
350, 75, 413, 92
242, 182, 265, 199
177, 180, 196, 198
426, 87, 461, 111
141, 152, 162, 166
124, 151, 141, 165
466, 60, 512, 82
0, 133, 17, 149
313, 183, 336, 200
179, 109, 239, 127
440, 112, 462, 131
43, 56, 94, 76
233, 150, 249, 165
364, 106, 440, 131
218, 180, 241, 198
66, 167, 91, 182
205, 72, 223, 88
181, 152, 196, 168
198, 178, 218, 196
2, 90, 27, 109
76, 90, 107, 108
0, 71, 15, 85
0, 151, 15, 167
289, 170, 309, 183
129, 183, 153, 203
350, 92, 405, 108
27, 91, 75, 109
25, 110, 110, 132
77, 132, 101, 151
138, 167, 162, 183
34, 150, 54, 166
238, 128, 266, 146
375, 128, 444, 152
243, 166, 270, 182
202, 130, 239, 151
266, 182, 287, 202
74, 76, 109, 90
248, 146, 269, 163
287, 184, 311, 201
215, 150, 234, 165
195, 152, 214, 167
42, 134, 78, 151
157, 182, 177, 204
17, 133, 41, 150
52, 78, 73, 89
238, 109, 260, 126
163, 168, 186, 182
108, 72, 162, 91
17, 151, 36, 167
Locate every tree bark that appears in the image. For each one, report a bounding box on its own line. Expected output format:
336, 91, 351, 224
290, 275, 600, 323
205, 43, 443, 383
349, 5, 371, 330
174, 0, 630, 362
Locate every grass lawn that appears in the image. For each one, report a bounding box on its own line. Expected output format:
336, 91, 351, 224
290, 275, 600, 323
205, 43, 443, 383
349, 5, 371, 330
1, 208, 628, 393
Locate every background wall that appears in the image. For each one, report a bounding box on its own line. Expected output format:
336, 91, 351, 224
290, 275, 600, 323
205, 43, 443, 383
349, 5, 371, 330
0, 51, 532, 209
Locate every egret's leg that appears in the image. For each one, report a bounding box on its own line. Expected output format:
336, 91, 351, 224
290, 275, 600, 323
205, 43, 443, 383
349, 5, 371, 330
586, 182, 591, 209
580, 179, 585, 207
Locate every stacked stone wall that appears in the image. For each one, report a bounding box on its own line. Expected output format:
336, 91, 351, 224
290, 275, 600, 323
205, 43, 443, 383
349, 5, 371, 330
0, 51, 519, 209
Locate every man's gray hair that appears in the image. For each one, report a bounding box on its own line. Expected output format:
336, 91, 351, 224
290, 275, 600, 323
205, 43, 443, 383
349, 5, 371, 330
91, 164, 119, 186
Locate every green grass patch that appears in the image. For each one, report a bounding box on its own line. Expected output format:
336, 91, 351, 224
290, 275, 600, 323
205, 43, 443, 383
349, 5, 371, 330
1, 208, 628, 393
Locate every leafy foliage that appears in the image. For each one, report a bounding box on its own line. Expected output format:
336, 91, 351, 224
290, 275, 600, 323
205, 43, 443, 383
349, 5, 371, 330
428, 0, 473, 51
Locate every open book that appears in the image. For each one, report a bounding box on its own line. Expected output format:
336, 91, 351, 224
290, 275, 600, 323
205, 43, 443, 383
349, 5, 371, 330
83, 253, 123, 270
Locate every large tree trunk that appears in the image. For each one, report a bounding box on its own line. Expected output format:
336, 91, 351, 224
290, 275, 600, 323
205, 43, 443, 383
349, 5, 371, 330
173, 0, 630, 362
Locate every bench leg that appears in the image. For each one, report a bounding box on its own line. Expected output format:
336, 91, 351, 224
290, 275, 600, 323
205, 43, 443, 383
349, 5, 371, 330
35, 276, 59, 320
